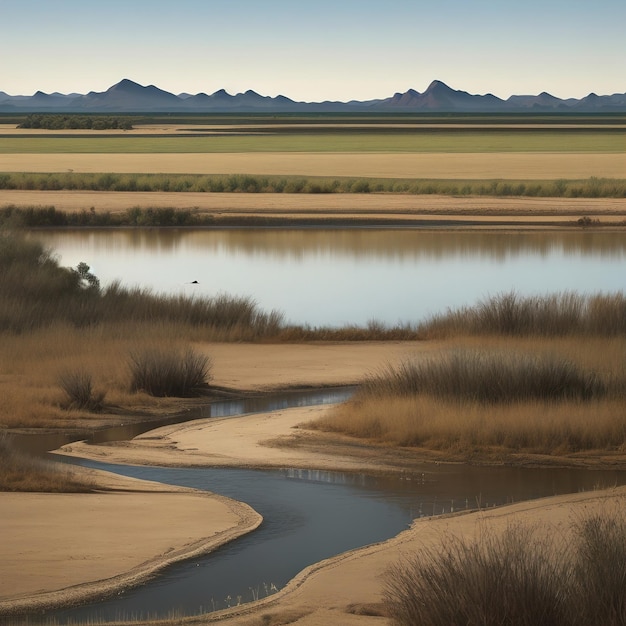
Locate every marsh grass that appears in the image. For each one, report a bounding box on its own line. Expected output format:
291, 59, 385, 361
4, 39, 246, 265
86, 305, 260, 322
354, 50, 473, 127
0, 231, 284, 338
385, 522, 570, 626
0, 434, 93, 492
571, 511, 626, 625
361, 350, 606, 403
1, 172, 625, 198
420, 291, 626, 338
386, 506, 626, 626
129, 347, 212, 397
312, 345, 626, 454
58, 368, 105, 411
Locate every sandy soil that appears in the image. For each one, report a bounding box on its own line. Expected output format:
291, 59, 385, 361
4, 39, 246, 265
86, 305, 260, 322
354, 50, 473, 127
1, 342, 622, 623
2, 152, 625, 179
0, 469, 261, 615
55, 402, 626, 626
3, 189, 626, 228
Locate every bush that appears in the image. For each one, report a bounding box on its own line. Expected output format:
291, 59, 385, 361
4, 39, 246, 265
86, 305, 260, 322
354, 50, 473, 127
385, 507, 626, 626
385, 523, 569, 626
129, 347, 212, 397
58, 368, 105, 412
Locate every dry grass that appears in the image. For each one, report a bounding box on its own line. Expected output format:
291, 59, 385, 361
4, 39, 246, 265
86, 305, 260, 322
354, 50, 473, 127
421, 291, 626, 338
385, 506, 626, 626
1, 152, 625, 178
311, 338, 626, 456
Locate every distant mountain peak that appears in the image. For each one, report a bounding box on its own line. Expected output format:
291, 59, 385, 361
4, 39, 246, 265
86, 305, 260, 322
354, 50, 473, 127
1, 79, 623, 113
425, 80, 453, 92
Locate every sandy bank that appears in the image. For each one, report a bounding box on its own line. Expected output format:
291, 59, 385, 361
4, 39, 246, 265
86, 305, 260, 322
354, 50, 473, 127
2, 190, 626, 226
5, 340, 626, 624
55, 405, 626, 626
0, 469, 262, 615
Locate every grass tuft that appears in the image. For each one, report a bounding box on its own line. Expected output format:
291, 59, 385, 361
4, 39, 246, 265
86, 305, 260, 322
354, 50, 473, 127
420, 291, 626, 338
361, 350, 606, 404
385, 506, 626, 626
58, 368, 105, 412
128, 347, 212, 397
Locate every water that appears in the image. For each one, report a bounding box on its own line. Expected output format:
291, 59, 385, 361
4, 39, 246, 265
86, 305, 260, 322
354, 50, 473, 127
40, 459, 626, 623
13, 227, 626, 621
30, 228, 626, 327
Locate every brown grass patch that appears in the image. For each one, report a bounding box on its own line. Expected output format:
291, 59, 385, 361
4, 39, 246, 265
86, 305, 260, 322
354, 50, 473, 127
310, 337, 626, 457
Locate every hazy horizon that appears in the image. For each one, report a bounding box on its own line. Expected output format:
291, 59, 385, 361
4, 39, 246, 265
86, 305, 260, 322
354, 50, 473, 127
2, 0, 624, 102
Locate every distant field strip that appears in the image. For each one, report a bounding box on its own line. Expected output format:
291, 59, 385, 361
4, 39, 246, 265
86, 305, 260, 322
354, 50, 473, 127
1, 153, 624, 179
0, 131, 624, 153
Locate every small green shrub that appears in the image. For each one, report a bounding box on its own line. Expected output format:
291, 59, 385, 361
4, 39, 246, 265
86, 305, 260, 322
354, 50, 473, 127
129, 347, 212, 397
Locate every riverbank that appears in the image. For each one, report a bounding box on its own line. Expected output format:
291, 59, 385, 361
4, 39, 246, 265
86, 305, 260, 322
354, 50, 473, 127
3, 189, 626, 228
0, 468, 262, 616
3, 338, 626, 623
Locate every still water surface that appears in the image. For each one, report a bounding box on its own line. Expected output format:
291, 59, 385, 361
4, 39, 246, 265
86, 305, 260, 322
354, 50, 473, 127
48, 458, 626, 623
17, 387, 626, 623
31, 229, 626, 327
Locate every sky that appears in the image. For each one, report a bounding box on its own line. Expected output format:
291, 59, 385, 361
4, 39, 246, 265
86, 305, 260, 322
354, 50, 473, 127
1, 0, 625, 101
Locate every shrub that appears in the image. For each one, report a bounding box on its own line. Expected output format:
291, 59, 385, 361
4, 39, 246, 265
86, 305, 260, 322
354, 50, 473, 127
385, 523, 570, 626
58, 368, 105, 412
129, 347, 212, 397
385, 508, 626, 626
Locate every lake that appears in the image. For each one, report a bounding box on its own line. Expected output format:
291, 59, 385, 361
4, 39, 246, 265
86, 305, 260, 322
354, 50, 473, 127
31, 228, 626, 327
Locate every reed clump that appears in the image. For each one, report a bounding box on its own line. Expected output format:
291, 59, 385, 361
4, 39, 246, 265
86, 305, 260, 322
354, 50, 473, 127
420, 291, 626, 338
129, 347, 212, 397
361, 350, 606, 403
312, 346, 626, 455
385, 507, 626, 626
57, 368, 106, 411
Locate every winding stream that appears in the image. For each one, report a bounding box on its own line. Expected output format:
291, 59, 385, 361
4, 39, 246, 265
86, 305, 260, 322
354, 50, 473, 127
13, 389, 626, 623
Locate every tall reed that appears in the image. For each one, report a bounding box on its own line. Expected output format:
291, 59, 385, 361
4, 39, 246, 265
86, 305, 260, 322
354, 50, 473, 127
420, 291, 626, 337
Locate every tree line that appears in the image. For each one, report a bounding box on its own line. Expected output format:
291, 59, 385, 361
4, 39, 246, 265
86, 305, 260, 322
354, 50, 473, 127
17, 114, 133, 130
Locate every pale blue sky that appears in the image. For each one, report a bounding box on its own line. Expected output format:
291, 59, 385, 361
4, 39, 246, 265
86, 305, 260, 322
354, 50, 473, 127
1, 0, 624, 101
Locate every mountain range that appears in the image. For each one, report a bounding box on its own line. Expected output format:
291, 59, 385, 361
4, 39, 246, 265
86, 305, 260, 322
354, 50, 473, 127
1, 79, 625, 113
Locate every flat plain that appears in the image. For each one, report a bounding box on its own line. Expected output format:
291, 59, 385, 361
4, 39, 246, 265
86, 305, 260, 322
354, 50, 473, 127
2, 113, 626, 625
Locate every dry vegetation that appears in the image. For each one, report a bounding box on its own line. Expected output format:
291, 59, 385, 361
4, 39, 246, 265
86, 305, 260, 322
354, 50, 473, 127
385, 507, 626, 626
311, 294, 626, 459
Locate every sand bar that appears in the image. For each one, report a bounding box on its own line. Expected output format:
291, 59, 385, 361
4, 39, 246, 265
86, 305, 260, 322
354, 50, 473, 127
0, 469, 261, 615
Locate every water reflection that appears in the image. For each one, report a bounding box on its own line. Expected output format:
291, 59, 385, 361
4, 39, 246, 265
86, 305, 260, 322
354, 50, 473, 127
39, 460, 626, 624
31, 229, 626, 327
